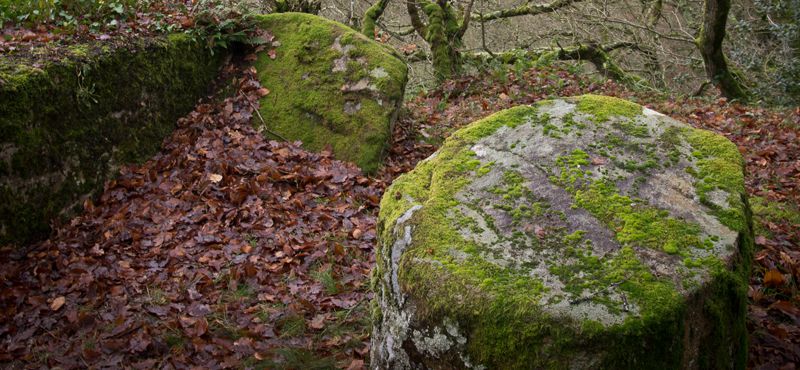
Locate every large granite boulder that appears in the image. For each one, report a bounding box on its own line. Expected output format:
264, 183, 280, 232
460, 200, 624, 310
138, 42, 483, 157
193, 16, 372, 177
372, 95, 752, 369
253, 13, 407, 173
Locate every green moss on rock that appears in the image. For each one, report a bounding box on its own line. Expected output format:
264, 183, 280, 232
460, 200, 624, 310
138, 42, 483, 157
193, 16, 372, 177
576, 94, 642, 122
372, 95, 751, 369
684, 129, 748, 232
0, 34, 223, 246
252, 13, 407, 173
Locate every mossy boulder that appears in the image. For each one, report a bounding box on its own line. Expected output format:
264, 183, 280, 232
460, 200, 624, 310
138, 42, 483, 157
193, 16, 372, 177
0, 34, 223, 246
371, 95, 752, 369
252, 13, 408, 173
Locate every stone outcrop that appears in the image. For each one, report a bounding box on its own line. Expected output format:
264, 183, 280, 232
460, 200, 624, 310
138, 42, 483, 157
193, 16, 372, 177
371, 95, 752, 369
253, 12, 408, 173
0, 34, 222, 246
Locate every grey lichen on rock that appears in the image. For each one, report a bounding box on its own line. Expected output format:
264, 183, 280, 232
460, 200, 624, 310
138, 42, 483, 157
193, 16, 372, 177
371, 95, 752, 369
253, 12, 408, 174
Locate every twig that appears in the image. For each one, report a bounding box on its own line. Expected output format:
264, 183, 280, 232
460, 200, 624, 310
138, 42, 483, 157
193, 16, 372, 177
693, 81, 713, 97
569, 278, 629, 305
479, 0, 494, 58
37, 324, 68, 343
238, 90, 289, 142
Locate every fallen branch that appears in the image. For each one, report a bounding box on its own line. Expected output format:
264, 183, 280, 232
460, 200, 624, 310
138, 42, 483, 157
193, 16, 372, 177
467, 42, 650, 87
471, 0, 584, 22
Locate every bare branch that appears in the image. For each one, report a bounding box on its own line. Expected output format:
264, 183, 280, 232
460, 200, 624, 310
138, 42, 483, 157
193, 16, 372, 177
468, 42, 650, 87
471, 0, 584, 22
457, 0, 476, 37
583, 14, 696, 44
377, 23, 418, 36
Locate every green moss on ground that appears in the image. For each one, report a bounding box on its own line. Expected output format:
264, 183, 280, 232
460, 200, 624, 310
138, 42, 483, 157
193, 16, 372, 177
252, 12, 407, 174
750, 196, 800, 238
0, 34, 222, 246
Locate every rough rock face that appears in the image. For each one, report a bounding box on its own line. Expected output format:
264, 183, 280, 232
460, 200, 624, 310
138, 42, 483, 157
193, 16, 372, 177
253, 13, 407, 173
371, 95, 752, 369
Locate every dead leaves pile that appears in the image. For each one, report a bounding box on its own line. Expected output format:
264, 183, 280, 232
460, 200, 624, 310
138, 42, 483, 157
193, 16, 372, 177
0, 62, 380, 369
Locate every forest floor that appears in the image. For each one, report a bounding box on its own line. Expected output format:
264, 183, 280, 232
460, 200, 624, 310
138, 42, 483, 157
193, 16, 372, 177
1, 55, 799, 369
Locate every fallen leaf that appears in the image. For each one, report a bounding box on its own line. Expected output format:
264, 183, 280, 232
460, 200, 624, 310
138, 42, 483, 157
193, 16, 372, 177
346, 358, 364, 370
309, 314, 326, 329
50, 296, 66, 311
764, 269, 784, 287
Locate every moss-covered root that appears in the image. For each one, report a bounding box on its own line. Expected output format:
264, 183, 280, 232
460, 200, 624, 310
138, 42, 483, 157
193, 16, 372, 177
252, 13, 407, 174
371, 95, 751, 369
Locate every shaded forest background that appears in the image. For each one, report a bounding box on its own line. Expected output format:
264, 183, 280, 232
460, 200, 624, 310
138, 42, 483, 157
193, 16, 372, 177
2, 0, 799, 104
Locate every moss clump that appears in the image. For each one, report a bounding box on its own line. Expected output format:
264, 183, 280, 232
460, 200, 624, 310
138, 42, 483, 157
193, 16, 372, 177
252, 13, 407, 174
475, 161, 495, 177
684, 128, 748, 232
613, 119, 650, 138
576, 94, 642, 122
0, 34, 223, 246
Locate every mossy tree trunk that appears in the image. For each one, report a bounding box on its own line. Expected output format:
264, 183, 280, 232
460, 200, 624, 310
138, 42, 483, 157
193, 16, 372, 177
363, 0, 583, 80
272, 0, 321, 14
696, 0, 748, 100
537, 42, 646, 85
362, 0, 391, 38
466, 42, 647, 86
397, 0, 470, 80
422, 0, 467, 80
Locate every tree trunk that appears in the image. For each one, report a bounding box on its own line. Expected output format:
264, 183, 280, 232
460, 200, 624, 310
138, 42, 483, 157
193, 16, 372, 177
362, 0, 391, 38
696, 0, 748, 100
424, 0, 463, 80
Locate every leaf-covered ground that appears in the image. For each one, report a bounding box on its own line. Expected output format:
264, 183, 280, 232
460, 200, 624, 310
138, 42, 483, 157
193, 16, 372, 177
1, 58, 798, 368
0, 59, 380, 369
1, 1, 195, 54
